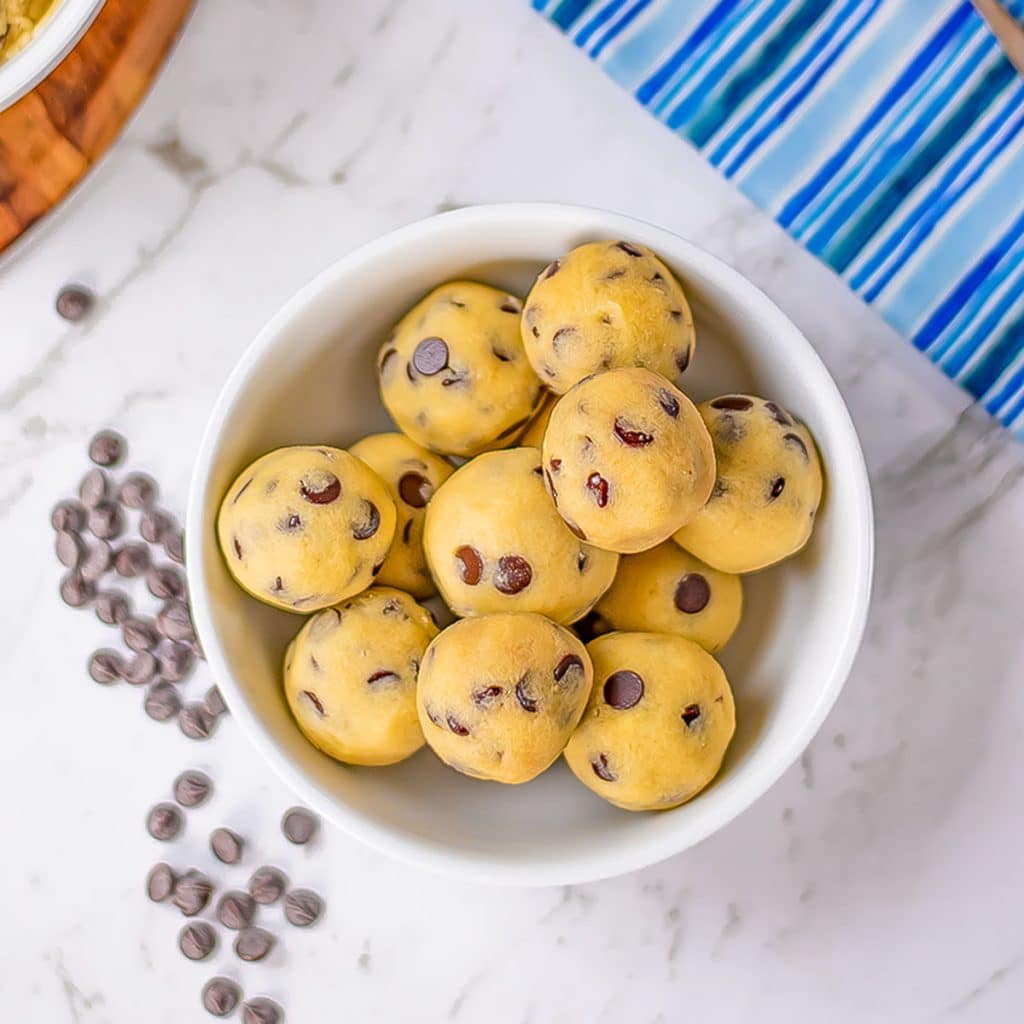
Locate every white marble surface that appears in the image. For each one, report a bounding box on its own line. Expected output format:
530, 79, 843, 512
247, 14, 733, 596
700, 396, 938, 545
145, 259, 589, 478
2, 1, 1023, 1021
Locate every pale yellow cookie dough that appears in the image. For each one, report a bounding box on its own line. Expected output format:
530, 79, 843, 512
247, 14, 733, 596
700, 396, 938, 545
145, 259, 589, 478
377, 281, 543, 457
542, 368, 715, 554
423, 447, 619, 623
564, 632, 736, 811
284, 587, 437, 766
519, 391, 557, 448
0, 0, 57, 63
673, 395, 823, 573
594, 543, 742, 653
417, 613, 593, 784
349, 433, 453, 599
217, 446, 396, 612
521, 240, 696, 394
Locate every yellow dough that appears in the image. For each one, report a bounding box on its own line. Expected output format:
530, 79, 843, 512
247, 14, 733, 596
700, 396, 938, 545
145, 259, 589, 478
519, 391, 556, 448
284, 587, 437, 766
349, 433, 453, 599
377, 281, 543, 457
417, 613, 593, 784
564, 632, 736, 811
217, 446, 396, 612
423, 447, 619, 623
521, 240, 696, 394
595, 543, 742, 653
673, 395, 823, 573
542, 368, 716, 554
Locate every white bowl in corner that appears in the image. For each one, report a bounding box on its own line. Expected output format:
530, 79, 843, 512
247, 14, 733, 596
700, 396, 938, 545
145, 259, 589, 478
187, 203, 873, 887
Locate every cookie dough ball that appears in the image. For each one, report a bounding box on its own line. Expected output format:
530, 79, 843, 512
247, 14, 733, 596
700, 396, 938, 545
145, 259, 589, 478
417, 613, 593, 784
218, 446, 397, 612
673, 395, 823, 573
522, 240, 696, 394
377, 281, 543, 457
542, 368, 715, 554
423, 447, 619, 623
519, 391, 556, 448
284, 588, 437, 765
595, 543, 742, 653
349, 433, 454, 599
564, 632, 735, 811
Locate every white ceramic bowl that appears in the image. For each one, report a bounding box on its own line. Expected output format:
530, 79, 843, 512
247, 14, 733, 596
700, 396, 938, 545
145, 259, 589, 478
187, 203, 873, 886
0, 0, 104, 112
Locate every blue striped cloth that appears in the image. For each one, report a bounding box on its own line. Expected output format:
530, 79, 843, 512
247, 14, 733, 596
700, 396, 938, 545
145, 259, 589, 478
533, 0, 1024, 438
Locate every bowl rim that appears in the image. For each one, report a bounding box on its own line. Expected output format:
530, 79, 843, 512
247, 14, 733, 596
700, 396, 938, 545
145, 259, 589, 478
186, 201, 874, 887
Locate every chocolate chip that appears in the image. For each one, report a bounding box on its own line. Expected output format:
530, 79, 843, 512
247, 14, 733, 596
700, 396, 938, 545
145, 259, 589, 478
179, 922, 216, 962
379, 346, 398, 375
352, 500, 380, 539
80, 541, 113, 583
87, 430, 124, 467
783, 433, 809, 460
412, 337, 449, 376
563, 517, 587, 540
210, 828, 244, 865
180, 703, 216, 740
249, 866, 287, 905
398, 471, 432, 508
615, 241, 644, 257
675, 348, 691, 374
658, 389, 680, 417
88, 648, 124, 684
147, 564, 186, 600
204, 685, 227, 717
55, 284, 95, 321
576, 550, 588, 573
765, 401, 791, 426
669, 309, 683, 321
491, 344, 513, 362
282, 807, 318, 845
401, 518, 414, 544
515, 677, 538, 713
60, 571, 95, 607
164, 529, 185, 564
284, 888, 323, 928
586, 473, 609, 507
301, 689, 325, 716
300, 470, 342, 505
124, 651, 158, 685
92, 590, 129, 627
471, 685, 503, 707
710, 395, 753, 412
202, 978, 242, 1018
117, 472, 157, 509
145, 682, 181, 722
552, 326, 579, 351
235, 927, 274, 963
591, 753, 616, 782
110, 542, 148, 579
499, 298, 521, 314
242, 997, 283, 1024
157, 600, 195, 643
51, 500, 85, 532
681, 703, 702, 726
603, 268, 626, 280
541, 259, 561, 280
217, 890, 254, 929
675, 574, 711, 614
55, 530, 84, 568
604, 670, 644, 710
455, 545, 483, 585
424, 705, 445, 729
79, 468, 108, 508
494, 555, 532, 595
88, 501, 123, 540
446, 713, 470, 736
769, 477, 786, 501
140, 508, 174, 544
147, 803, 182, 841
173, 770, 212, 807
146, 862, 176, 902
553, 654, 584, 683
160, 642, 196, 683
173, 871, 214, 916
367, 669, 400, 686
123, 616, 159, 651
544, 469, 558, 500
614, 418, 654, 447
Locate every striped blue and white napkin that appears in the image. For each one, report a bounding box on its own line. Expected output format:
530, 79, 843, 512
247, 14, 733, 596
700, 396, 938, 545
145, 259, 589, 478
533, 0, 1024, 438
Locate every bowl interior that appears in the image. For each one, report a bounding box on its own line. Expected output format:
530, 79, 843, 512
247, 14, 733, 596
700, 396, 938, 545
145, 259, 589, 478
189, 205, 871, 885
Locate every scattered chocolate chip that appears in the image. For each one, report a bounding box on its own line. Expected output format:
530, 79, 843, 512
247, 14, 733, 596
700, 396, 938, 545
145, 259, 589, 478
586, 473, 609, 507
282, 807, 318, 845
110, 542, 148, 579
202, 978, 242, 1018
80, 541, 113, 582
51, 500, 85, 532
604, 670, 644, 710
300, 471, 341, 505
235, 927, 274, 963
55, 530, 84, 569
123, 616, 159, 652
56, 284, 95, 321
499, 298, 520, 314
455, 545, 483, 585
145, 682, 181, 721
174, 770, 212, 807
614, 418, 654, 447
211, 828, 244, 865
278, 513, 302, 533
472, 685, 503, 707
180, 703, 216, 740
551, 326, 579, 351
160, 642, 196, 683
301, 690, 325, 716
88, 501, 124, 540
398, 471, 431, 508
651, 271, 664, 284
563, 517, 587, 540
88, 648, 124, 684
669, 309, 683, 322
146, 862, 176, 902
658, 389, 680, 417
352, 500, 380, 540
576, 550, 589, 574
92, 591, 129, 628
675, 348, 691, 374
173, 870, 213, 916
412, 337, 449, 376
157, 600, 195, 644
553, 654, 584, 683
544, 469, 558, 500
179, 922, 216, 961
710, 396, 753, 412
248, 866, 287, 906
217, 890, 255, 929
603, 268, 626, 280
681, 703, 702, 726
284, 888, 323, 928
378, 346, 398, 375
515, 677, 538, 713
446, 713, 470, 736
675, 574, 711, 614
147, 564, 186, 600
401, 518, 414, 544
591, 753, 616, 782
242, 997, 283, 1024
366, 669, 400, 686
494, 555, 532, 595
147, 803, 182, 841
79, 469, 108, 508
783, 433, 809, 460
124, 650, 157, 685
117, 472, 157, 509
541, 259, 561, 280
164, 529, 185, 563
60, 571, 95, 607
424, 705, 445, 729
491, 344, 513, 362
769, 477, 786, 501
765, 401, 792, 426
204, 685, 227, 717
615, 241, 643, 257
140, 508, 174, 544
549, 457, 562, 471
87, 430, 124, 467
